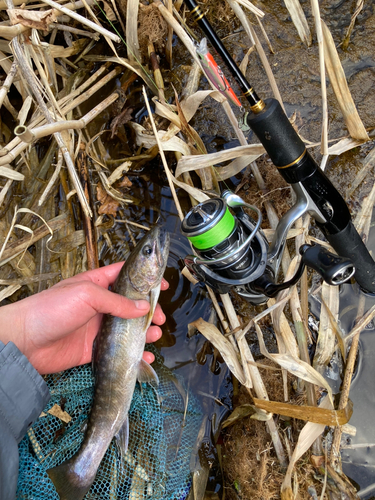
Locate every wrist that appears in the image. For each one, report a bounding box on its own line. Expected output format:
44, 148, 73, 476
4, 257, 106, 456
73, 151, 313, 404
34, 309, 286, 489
0, 301, 28, 358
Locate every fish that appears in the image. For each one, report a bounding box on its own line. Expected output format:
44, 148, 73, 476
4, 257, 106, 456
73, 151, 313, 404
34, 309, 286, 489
47, 226, 170, 500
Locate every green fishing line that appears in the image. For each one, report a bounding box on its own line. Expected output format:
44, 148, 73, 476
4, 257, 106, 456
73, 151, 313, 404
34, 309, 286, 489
187, 207, 235, 250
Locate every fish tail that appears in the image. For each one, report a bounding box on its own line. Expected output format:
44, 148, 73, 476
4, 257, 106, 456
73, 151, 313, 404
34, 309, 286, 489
47, 459, 94, 500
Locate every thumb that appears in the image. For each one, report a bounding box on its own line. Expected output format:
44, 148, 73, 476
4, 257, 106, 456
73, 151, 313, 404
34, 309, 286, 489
84, 283, 151, 319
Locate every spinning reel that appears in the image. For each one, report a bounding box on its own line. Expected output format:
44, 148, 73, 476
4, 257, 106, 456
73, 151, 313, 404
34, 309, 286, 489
181, 190, 355, 305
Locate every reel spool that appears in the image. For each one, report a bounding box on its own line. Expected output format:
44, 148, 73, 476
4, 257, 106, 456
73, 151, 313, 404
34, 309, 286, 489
181, 192, 356, 305
181, 193, 270, 302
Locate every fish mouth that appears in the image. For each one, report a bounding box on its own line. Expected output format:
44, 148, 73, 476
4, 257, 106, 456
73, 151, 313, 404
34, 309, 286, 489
156, 227, 170, 267
158, 227, 169, 253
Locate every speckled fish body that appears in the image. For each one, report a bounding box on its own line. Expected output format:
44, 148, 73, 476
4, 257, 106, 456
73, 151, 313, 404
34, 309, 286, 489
48, 226, 170, 500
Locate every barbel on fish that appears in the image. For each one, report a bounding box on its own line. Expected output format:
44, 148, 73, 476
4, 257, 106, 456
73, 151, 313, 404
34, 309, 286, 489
48, 226, 170, 500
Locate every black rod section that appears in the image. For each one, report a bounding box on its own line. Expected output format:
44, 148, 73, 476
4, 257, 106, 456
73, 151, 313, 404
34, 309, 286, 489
183, 0, 263, 111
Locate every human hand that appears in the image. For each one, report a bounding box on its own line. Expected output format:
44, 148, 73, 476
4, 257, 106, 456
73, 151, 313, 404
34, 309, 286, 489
0, 262, 168, 375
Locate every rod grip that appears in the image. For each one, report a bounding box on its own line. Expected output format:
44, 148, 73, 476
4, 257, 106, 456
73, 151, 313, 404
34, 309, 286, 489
325, 221, 375, 293
247, 98, 305, 167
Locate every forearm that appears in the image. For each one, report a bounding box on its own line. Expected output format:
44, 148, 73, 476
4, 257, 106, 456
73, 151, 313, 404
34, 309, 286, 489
0, 340, 50, 500
0, 301, 26, 353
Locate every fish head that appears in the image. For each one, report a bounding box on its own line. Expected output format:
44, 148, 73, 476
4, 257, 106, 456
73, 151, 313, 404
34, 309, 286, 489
127, 226, 170, 295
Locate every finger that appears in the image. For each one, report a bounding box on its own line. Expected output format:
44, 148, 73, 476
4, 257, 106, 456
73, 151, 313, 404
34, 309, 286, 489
78, 282, 150, 318
161, 278, 169, 291
146, 325, 162, 343
142, 351, 155, 364
151, 304, 166, 326
53, 262, 125, 290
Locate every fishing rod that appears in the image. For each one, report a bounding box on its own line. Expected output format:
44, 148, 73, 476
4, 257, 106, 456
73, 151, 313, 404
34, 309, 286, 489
179, 0, 375, 302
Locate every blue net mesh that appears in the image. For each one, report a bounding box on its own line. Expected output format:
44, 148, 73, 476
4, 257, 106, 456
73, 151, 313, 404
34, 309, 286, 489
17, 346, 201, 500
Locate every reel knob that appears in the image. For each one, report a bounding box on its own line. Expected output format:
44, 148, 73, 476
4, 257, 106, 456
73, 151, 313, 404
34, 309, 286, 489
300, 244, 355, 285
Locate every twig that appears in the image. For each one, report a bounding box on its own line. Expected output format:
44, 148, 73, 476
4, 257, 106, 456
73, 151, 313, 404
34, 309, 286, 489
49, 23, 100, 39
38, 150, 63, 207
14, 92, 119, 143
116, 220, 151, 231
342, 0, 364, 50
77, 142, 99, 270
0, 213, 69, 267
310, 0, 328, 154
142, 86, 184, 221
41, 0, 120, 42
0, 61, 17, 110
0, 70, 121, 166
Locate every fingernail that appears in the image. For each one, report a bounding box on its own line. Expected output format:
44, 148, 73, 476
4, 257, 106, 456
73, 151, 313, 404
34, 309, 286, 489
135, 300, 149, 310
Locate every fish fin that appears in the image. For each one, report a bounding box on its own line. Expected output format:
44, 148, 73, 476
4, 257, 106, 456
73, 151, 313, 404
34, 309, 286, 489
137, 358, 159, 385
145, 285, 161, 328
115, 415, 129, 456
48, 460, 93, 500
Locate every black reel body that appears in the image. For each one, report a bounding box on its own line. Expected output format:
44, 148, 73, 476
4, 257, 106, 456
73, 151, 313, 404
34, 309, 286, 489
181, 193, 356, 305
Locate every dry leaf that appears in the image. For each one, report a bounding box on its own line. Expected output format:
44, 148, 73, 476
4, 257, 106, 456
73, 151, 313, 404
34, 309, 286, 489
191, 317, 247, 386
0, 284, 21, 301
97, 184, 119, 217
181, 267, 199, 285
282, 0, 311, 46
175, 143, 264, 177
234, 0, 264, 17
38, 39, 88, 58
47, 404, 72, 423
222, 403, 271, 428
0, 166, 24, 181
8, 8, 57, 29
281, 396, 332, 498
255, 323, 333, 404
313, 283, 340, 372
222, 405, 256, 428
253, 398, 353, 426
117, 176, 133, 189
101, 0, 116, 21
107, 161, 132, 186
110, 107, 134, 138
322, 20, 369, 141
130, 122, 191, 156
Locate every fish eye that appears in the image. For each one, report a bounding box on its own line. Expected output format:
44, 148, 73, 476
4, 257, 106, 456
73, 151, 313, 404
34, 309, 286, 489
142, 245, 152, 256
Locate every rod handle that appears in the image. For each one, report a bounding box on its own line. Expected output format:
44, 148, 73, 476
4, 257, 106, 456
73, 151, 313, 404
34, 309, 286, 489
247, 98, 305, 168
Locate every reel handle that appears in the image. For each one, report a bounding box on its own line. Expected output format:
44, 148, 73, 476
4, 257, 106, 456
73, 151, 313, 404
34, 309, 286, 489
251, 244, 355, 298
299, 244, 355, 286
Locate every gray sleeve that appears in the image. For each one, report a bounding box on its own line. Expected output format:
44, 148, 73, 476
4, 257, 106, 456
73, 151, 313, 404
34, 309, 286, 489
0, 341, 50, 500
